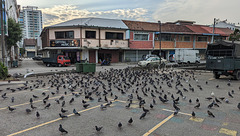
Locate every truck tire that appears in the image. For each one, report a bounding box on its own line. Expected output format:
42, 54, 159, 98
58, 64, 62, 67
214, 72, 220, 79
46, 63, 51, 67
235, 70, 240, 80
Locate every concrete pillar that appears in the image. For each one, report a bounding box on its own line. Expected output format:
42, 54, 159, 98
95, 50, 98, 63
136, 50, 138, 62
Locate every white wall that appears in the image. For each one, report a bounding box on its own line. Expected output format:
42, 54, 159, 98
82, 50, 89, 61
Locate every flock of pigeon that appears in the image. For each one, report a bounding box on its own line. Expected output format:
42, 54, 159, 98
1, 67, 240, 135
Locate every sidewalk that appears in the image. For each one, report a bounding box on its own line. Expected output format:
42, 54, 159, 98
0, 81, 26, 86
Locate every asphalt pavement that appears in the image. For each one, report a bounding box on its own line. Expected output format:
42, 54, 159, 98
0, 60, 239, 136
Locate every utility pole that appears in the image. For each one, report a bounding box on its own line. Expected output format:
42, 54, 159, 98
211, 18, 216, 43
0, 0, 5, 65
158, 21, 162, 67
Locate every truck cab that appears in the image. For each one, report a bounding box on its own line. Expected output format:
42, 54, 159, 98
57, 55, 71, 67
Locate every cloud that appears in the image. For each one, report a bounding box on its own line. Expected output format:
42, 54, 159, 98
153, 0, 240, 25
40, 5, 149, 27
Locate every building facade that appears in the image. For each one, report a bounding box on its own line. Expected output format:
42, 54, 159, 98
0, 0, 20, 66
40, 18, 233, 64
40, 18, 129, 63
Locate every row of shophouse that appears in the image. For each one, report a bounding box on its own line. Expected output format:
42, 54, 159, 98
40, 18, 233, 64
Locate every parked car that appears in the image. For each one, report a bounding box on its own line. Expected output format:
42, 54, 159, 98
138, 57, 167, 67
32, 56, 42, 60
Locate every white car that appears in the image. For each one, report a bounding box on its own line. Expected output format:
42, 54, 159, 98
138, 57, 167, 67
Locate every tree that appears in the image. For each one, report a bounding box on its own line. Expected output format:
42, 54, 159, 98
6, 18, 22, 65
229, 29, 240, 41
6, 18, 22, 48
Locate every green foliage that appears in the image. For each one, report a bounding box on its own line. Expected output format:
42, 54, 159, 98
6, 18, 22, 49
229, 29, 240, 41
19, 48, 25, 55
0, 62, 8, 80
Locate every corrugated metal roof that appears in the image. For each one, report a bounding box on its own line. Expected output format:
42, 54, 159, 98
48, 18, 129, 29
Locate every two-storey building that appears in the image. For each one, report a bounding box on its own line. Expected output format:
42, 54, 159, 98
40, 18, 129, 63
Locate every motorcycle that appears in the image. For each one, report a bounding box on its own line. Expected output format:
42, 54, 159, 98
101, 59, 111, 66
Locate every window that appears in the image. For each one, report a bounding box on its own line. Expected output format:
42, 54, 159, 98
197, 36, 207, 42
106, 32, 123, 40
55, 31, 74, 39
86, 31, 96, 38
161, 34, 173, 41
134, 34, 149, 40
178, 35, 191, 41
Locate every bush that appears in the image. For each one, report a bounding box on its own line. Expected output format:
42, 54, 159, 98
0, 62, 8, 80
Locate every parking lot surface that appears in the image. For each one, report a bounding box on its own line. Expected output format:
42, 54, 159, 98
0, 68, 239, 136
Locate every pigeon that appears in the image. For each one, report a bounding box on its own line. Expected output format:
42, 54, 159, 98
30, 98, 33, 104
189, 99, 192, 103
140, 112, 147, 119
95, 126, 103, 132
174, 110, 179, 116
205, 97, 213, 101
225, 99, 229, 103
215, 98, 221, 103
83, 104, 90, 109
211, 92, 214, 97
207, 110, 215, 118
73, 109, 80, 116
62, 101, 65, 107
100, 104, 107, 110
31, 104, 37, 109
228, 92, 233, 98
59, 113, 68, 119
69, 98, 74, 104
142, 107, 149, 113
128, 117, 133, 124
36, 111, 40, 118
125, 103, 131, 108
59, 124, 68, 134
150, 103, 154, 109
192, 111, 195, 117
33, 95, 38, 98
26, 108, 31, 114
194, 103, 200, 108
61, 108, 68, 113
237, 103, 240, 110
11, 97, 14, 103
118, 122, 122, 128
208, 103, 214, 109
45, 103, 51, 109
8, 106, 16, 112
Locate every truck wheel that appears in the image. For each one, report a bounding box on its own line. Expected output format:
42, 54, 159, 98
235, 70, 240, 80
46, 63, 51, 67
58, 64, 62, 67
214, 72, 220, 79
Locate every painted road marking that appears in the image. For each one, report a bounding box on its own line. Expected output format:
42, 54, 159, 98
143, 114, 174, 136
8, 88, 49, 95
189, 117, 204, 122
0, 93, 73, 111
162, 109, 192, 116
219, 128, 237, 136
7, 102, 112, 136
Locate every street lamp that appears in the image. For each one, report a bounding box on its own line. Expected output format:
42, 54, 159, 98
158, 21, 162, 68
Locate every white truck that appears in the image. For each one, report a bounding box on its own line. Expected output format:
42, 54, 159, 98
175, 49, 200, 64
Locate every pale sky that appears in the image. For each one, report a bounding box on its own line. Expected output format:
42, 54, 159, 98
17, 0, 240, 27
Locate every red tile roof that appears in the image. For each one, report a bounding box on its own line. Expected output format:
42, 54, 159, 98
123, 20, 233, 36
